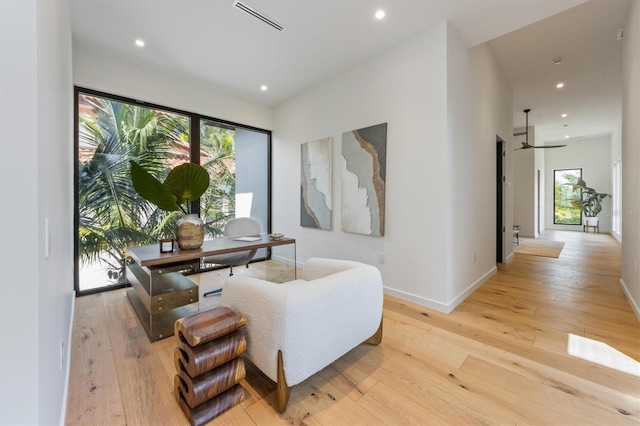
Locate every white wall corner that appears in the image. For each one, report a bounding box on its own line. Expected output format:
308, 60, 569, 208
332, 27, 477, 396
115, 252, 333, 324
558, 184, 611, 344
619, 278, 640, 323
59, 291, 76, 426
383, 287, 452, 314
611, 231, 622, 243
383, 265, 496, 314
446, 266, 497, 313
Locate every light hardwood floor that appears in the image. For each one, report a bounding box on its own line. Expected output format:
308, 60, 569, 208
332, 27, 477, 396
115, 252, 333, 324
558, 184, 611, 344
66, 230, 640, 425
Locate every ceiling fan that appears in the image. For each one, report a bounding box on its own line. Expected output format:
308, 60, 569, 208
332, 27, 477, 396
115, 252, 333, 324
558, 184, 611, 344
514, 108, 567, 150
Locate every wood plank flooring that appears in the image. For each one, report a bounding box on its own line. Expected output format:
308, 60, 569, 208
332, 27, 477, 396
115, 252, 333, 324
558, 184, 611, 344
66, 231, 640, 425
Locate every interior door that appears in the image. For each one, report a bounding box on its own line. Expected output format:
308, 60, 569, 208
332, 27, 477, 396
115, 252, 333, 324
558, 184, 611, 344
496, 137, 506, 263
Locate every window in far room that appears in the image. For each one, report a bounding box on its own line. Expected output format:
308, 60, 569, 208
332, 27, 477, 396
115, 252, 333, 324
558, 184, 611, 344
612, 158, 622, 235
554, 168, 582, 225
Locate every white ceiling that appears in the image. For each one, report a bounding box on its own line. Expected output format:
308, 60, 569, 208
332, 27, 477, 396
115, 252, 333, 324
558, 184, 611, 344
489, 0, 630, 144
70, 0, 630, 143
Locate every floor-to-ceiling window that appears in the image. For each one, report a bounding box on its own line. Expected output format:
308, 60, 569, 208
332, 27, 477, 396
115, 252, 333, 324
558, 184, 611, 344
553, 168, 582, 225
75, 88, 271, 294
612, 158, 622, 236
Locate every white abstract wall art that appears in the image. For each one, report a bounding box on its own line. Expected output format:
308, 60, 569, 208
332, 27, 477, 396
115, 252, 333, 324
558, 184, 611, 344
341, 122, 387, 236
300, 137, 332, 230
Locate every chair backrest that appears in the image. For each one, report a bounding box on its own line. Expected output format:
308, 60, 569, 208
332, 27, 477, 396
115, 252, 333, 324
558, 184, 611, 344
224, 217, 261, 238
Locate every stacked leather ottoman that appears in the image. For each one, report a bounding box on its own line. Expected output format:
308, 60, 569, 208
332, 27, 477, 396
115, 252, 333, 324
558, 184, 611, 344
174, 307, 247, 426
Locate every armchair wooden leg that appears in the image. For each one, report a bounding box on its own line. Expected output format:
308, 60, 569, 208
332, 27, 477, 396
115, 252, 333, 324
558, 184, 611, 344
276, 350, 291, 413
364, 316, 383, 345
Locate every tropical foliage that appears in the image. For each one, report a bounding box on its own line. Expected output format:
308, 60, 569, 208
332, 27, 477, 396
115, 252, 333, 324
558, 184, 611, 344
199, 124, 237, 236
78, 95, 236, 286
564, 177, 611, 218
554, 170, 582, 224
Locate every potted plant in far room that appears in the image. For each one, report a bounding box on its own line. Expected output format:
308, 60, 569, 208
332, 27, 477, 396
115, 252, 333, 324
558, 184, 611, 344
130, 160, 210, 249
566, 178, 611, 232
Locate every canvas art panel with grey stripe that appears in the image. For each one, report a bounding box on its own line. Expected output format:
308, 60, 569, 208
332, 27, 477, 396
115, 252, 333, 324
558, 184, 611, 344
300, 137, 332, 230
341, 123, 387, 236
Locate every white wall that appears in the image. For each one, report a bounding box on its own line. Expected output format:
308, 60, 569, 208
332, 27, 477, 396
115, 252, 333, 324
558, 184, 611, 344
447, 25, 471, 303
612, 123, 623, 163
621, 0, 640, 320
73, 42, 274, 131
611, 124, 622, 241
535, 144, 545, 235
273, 23, 512, 312
543, 135, 613, 232
0, 3, 39, 423
0, 0, 74, 424
512, 126, 536, 237
274, 24, 450, 307
449, 34, 514, 303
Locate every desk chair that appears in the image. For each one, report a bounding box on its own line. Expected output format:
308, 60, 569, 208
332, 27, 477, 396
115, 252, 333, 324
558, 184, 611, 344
203, 217, 261, 276
202, 217, 261, 297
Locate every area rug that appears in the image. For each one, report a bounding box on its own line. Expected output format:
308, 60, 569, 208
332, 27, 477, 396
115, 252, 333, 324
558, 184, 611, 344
514, 238, 565, 258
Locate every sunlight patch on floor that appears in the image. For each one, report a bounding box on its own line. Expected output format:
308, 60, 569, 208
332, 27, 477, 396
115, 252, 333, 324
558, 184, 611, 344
568, 334, 639, 377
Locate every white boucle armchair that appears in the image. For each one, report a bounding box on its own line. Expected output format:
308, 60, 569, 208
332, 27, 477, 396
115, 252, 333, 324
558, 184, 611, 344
220, 257, 383, 412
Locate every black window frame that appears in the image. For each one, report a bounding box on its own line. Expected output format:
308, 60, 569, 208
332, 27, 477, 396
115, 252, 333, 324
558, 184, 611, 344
553, 168, 582, 226
73, 86, 272, 296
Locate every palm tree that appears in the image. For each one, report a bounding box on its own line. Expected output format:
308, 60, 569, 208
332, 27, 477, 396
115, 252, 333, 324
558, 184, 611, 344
78, 95, 188, 284
78, 95, 240, 288
199, 125, 237, 237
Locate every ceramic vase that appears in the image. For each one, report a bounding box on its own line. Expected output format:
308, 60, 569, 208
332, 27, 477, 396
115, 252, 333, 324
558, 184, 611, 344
176, 214, 204, 250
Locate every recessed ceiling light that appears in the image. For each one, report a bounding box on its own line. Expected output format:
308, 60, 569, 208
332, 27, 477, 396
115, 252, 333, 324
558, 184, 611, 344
260, 85, 268, 91
375, 10, 385, 20
561, 113, 568, 118
135, 39, 145, 47
556, 82, 565, 89
565, 135, 570, 139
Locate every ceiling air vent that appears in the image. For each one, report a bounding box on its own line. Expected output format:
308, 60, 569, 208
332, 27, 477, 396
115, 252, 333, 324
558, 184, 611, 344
233, 0, 284, 31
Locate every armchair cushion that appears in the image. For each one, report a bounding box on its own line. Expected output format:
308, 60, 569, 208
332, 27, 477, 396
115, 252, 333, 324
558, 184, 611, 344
220, 257, 383, 387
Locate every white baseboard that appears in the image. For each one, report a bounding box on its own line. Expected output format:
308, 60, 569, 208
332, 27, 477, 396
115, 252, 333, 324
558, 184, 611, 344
619, 278, 640, 323
59, 291, 76, 426
383, 287, 451, 312
384, 266, 497, 314
612, 231, 622, 243
447, 267, 497, 311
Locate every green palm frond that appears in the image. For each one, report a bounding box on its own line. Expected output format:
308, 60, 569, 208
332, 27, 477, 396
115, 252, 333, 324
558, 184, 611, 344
129, 161, 210, 214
